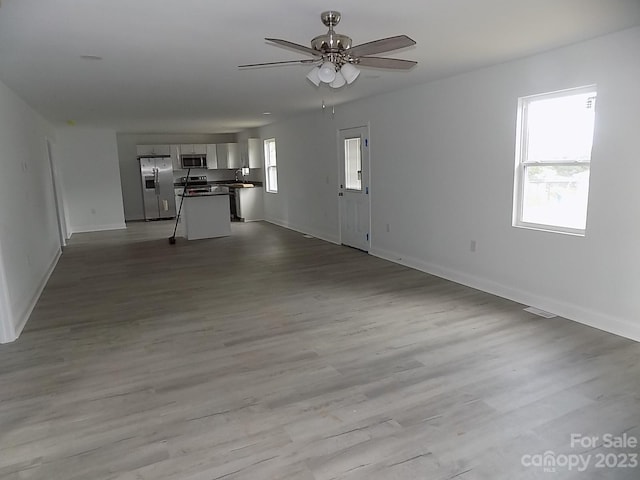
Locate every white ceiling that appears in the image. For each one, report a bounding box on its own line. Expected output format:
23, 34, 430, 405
0, 0, 639, 133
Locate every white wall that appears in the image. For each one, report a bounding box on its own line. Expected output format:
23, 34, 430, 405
259, 27, 640, 341
56, 127, 126, 233
117, 133, 237, 221
0, 80, 61, 343
260, 113, 341, 242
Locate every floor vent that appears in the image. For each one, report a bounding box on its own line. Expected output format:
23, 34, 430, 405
524, 306, 557, 318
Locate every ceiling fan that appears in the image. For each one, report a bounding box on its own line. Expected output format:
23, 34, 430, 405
239, 11, 417, 88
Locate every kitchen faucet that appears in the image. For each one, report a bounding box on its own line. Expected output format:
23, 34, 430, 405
234, 169, 243, 182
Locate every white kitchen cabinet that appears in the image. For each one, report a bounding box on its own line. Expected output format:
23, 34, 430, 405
228, 143, 241, 169
137, 144, 170, 156
179, 144, 206, 155
248, 138, 262, 168
236, 187, 263, 221
180, 194, 231, 240
239, 138, 262, 168
216, 143, 240, 169
170, 145, 181, 170
215, 144, 229, 169
239, 142, 248, 168
206, 144, 218, 169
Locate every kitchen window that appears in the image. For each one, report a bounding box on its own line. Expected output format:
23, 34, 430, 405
513, 86, 597, 235
264, 138, 278, 193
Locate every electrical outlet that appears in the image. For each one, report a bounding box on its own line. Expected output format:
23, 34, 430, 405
470, 240, 477, 252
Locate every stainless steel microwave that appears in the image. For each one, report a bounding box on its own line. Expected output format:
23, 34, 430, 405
180, 154, 207, 169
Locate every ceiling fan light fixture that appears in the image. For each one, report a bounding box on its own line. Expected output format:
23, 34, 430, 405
306, 66, 321, 86
318, 61, 336, 83
340, 63, 360, 84
330, 70, 346, 88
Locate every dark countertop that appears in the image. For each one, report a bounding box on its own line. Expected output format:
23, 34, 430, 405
173, 181, 263, 188
178, 192, 229, 197
211, 181, 264, 187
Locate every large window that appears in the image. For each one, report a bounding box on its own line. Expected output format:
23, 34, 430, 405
513, 86, 597, 235
264, 138, 278, 193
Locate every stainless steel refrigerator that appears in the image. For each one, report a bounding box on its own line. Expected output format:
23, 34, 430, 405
139, 156, 176, 220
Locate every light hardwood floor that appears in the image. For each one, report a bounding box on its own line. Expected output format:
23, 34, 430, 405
0, 221, 638, 479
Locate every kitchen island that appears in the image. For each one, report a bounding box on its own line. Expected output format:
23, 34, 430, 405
176, 187, 230, 240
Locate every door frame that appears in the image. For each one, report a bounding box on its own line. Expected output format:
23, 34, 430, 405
46, 138, 68, 247
337, 124, 371, 251
0, 250, 15, 343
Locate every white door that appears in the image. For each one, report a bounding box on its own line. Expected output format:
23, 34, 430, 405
339, 126, 370, 251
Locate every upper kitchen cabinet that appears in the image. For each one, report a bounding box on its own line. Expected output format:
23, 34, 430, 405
137, 144, 170, 156
170, 145, 181, 170
206, 144, 218, 169
228, 143, 241, 169
248, 138, 261, 168
180, 144, 206, 155
216, 143, 240, 169
239, 138, 261, 168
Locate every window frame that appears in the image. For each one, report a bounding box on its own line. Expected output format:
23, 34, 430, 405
512, 85, 597, 236
263, 138, 278, 193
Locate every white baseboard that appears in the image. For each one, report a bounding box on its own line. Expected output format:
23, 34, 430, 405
70, 222, 127, 234
265, 217, 340, 245
5, 248, 62, 343
370, 246, 640, 343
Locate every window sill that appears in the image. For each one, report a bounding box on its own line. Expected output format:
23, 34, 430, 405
512, 222, 585, 237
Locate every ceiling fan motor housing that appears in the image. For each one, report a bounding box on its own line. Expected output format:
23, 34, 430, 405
311, 33, 352, 53
312, 11, 353, 67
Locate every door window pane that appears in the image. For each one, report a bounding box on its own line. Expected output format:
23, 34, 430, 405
345, 137, 362, 191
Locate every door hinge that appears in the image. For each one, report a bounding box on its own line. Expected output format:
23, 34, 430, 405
365, 186, 369, 194
366, 233, 369, 241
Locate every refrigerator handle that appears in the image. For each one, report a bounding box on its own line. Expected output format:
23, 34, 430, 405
154, 168, 160, 194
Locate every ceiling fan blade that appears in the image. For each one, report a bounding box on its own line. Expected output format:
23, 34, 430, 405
238, 59, 317, 68
356, 56, 417, 70
265, 38, 321, 57
348, 35, 416, 57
